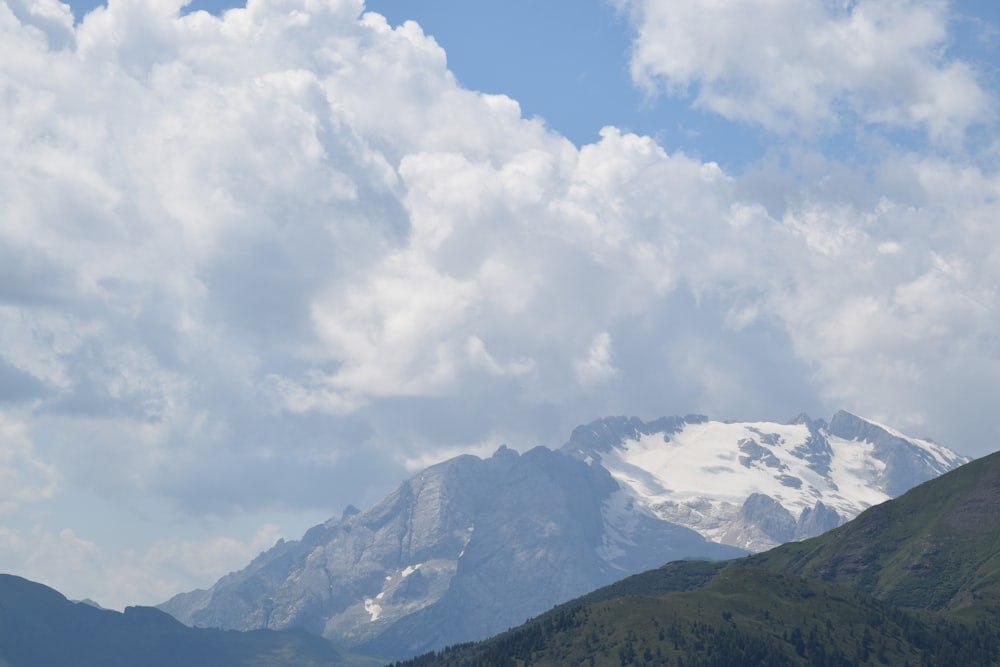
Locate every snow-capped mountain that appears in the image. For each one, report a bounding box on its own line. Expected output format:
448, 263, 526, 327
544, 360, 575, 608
159, 411, 966, 661
563, 410, 967, 551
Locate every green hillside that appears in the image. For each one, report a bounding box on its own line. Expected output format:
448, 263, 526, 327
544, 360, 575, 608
747, 450, 1000, 618
397, 569, 998, 666
393, 451, 1000, 666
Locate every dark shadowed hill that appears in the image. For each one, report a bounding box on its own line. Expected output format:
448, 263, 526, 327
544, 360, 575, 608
0, 574, 366, 667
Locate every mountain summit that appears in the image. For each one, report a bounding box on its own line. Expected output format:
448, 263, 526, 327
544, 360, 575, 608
160, 411, 966, 661
562, 410, 965, 550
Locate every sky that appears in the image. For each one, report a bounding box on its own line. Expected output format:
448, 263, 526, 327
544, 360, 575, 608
1, 0, 999, 610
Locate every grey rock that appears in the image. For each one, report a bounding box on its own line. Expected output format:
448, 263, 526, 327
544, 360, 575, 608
563, 414, 705, 455
738, 438, 787, 471
796, 501, 842, 540
721, 493, 796, 547
160, 445, 741, 661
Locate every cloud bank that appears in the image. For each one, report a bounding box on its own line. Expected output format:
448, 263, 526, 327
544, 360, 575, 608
1, 0, 998, 606
618, 0, 991, 141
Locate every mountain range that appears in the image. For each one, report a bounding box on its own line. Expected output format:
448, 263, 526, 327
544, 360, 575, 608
159, 410, 965, 661
395, 447, 1000, 666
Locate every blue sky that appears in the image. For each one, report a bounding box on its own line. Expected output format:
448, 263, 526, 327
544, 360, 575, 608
3, 0, 1000, 610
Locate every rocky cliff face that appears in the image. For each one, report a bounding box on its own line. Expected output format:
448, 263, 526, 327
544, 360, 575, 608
161, 445, 741, 660
160, 410, 967, 661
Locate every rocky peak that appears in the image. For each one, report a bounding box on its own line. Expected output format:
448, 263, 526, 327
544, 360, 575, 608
828, 410, 964, 496
827, 410, 887, 442
161, 443, 740, 660
562, 414, 707, 457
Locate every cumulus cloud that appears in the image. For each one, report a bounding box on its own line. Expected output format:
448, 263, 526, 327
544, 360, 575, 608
617, 0, 991, 141
5, 0, 74, 49
1, 0, 1000, 605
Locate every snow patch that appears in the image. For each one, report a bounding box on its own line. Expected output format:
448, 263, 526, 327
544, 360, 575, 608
825, 436, 890, 512
364, 598, 382, 621
603, 421, 820, 511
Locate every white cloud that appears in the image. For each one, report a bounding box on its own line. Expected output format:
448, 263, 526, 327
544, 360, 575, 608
398, 434, 511, 473
466, 336, 534, 377
0, 522, 284, 609
4, 0, 74, 50
618, 0, 991, 141
574, 332, 618, 386
0, 414, 58, 513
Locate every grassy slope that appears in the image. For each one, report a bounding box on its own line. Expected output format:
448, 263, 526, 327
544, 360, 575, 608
746, 450, 1000, 618
403, 569, 998, 666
